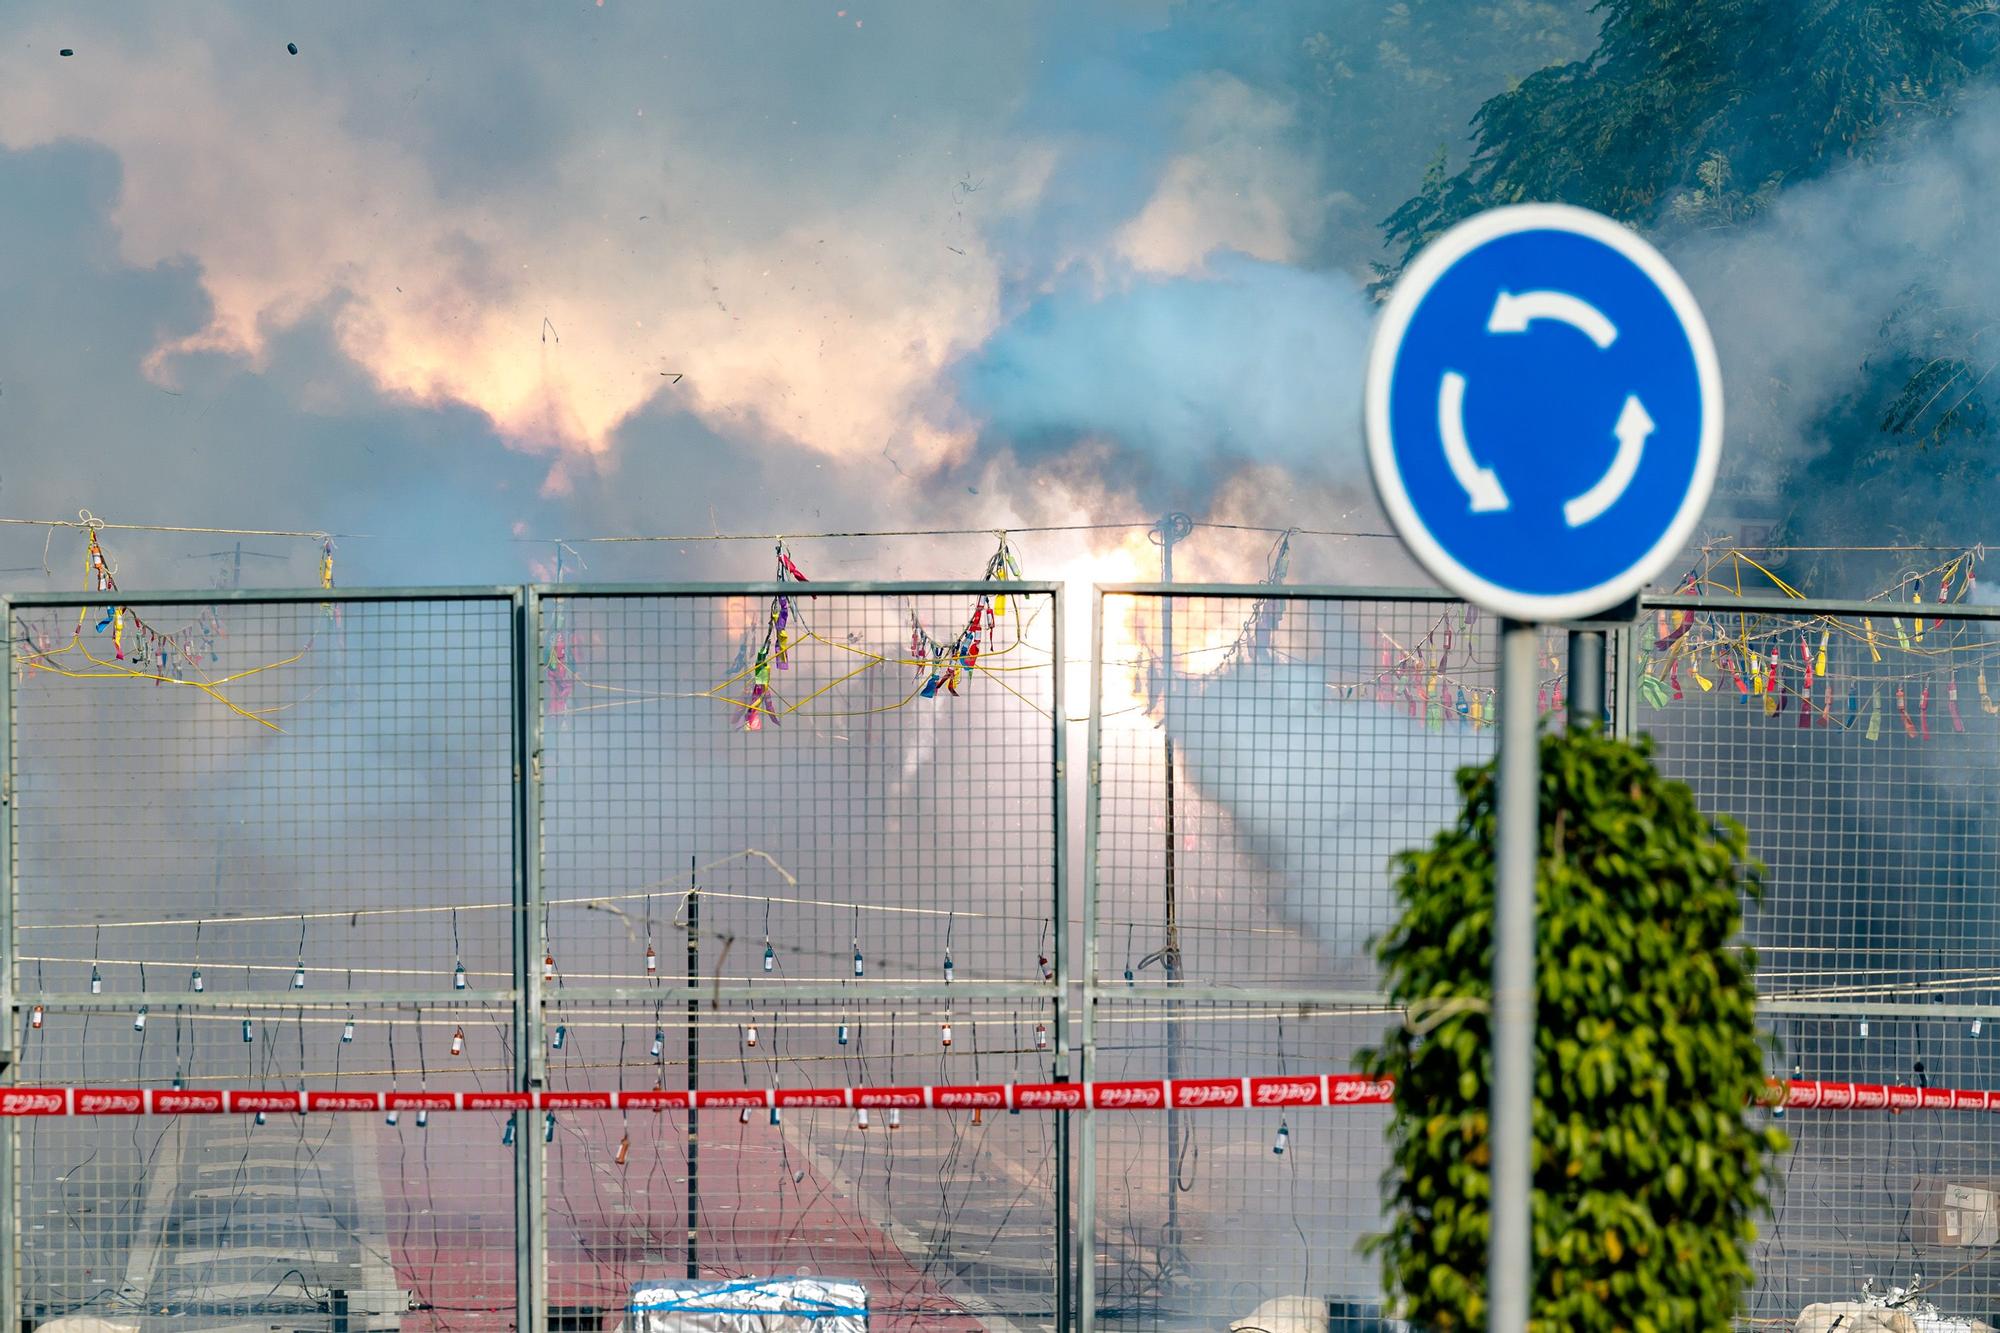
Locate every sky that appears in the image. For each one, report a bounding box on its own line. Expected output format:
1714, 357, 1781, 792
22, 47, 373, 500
0, 1, 1488, 594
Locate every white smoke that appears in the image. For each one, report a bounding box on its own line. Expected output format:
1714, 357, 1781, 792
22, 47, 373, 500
1166, 657, 1492, 961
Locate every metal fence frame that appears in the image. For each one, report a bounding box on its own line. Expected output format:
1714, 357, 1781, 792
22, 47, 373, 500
10, 575, 1995, 1329
1631, 590, 2000, 1023
0, 580, 1069, 1332
1081, 583, 1492, 1332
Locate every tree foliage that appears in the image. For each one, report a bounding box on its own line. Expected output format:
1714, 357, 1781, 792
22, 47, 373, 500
1382, 0, 1995, 272
1359, 729, 1785, 1330
1377, 1, 2000, 589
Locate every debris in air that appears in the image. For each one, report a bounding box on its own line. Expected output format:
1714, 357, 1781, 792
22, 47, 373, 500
59, 48, 74, 57
287, 42, 299, 55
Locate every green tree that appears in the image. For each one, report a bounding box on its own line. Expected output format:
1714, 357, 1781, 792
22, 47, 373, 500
1359, 730, 1785, 1329
1382, 0, 1993, 272
1376, 0, 2000, 590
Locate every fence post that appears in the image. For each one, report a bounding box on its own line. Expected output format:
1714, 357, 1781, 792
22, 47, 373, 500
1567, 630, 1606, 729
513, 586, 548, 1331
0, 594, 16, 1333
1075, 586, 1107, 1332
1051, 584, 1073, 1331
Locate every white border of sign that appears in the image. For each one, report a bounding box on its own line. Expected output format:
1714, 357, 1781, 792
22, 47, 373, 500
1363, 202, 1723, 623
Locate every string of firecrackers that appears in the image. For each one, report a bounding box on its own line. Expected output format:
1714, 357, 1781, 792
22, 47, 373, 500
1640, 549, 2000, 738
5, 1075, 2000, 1117
905, 534, 1021, 701
1341, 607, 1573, 732
542, 542, 581, 715
543, 535, 1045, 725
1212, 528, 1297, 677
317, 534, 340, 628
12, 526, 319, 731
0, 1076, 1387, 1117
734, 538, 811, 730
697, 534, 1043, 730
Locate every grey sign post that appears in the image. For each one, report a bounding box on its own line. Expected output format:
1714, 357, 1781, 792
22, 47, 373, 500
1363, 204, 1722, 1328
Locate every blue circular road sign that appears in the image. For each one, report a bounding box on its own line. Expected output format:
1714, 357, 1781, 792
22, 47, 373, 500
1364, 204, 1722, 622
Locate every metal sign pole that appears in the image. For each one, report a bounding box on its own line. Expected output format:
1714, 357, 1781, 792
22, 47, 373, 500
1488, 621, 1541, 1331
1567, 630, 1606, 728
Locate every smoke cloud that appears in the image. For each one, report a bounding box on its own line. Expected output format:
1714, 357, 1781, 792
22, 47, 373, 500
958, 256, 1377, 506
1165, 657, 1491, 963
1671, 92, 2000, 522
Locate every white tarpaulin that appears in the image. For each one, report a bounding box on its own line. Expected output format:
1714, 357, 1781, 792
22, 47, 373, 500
624, 1277, 868, 1332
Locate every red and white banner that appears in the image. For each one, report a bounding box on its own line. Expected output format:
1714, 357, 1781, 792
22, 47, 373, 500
0, 1076, 1981, 1116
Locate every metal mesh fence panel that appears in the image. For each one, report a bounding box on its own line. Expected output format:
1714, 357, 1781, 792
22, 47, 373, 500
1084, 1000, 1393, 1333
1085, 589, 1629, 1331
7, 592, 519, 1329
537, 588, 1062, 995
9, 595, 516, 999
12, 1002, 520, 1327
1086, 588, 1592, 1332
1747, 1019, 2000, 1328
1090, 590, 1583, 998
537, 586, 1065, 1330
536, 997, 1063, 1329
1636, 596, 2000, 1327
4, 582, 1069, 1331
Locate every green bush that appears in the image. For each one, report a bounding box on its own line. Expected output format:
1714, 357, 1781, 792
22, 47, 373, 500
1358, 728, 1786, 1331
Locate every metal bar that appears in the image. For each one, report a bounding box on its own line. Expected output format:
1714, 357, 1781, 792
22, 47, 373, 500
1077, 586, 1106, 1333
1755, 999, 2000, 1019
17, 991, 523, 1009
1084, 985, 1395, 1008
541, 982, 1056, 1004
1567, 630, 1606, 729
4, 585, 520, 607
24, 984, 1943, 1016
1095, 582, 1460, 602
1153, 531, 1186, 1285
41, 581, 1980, 619
1051, 581, 1072, 1332
1613, 620, 1639, 741
1641, 592, 2000, 621
5, 580, 1066, 608
513, 587, 548, 1333
0, 593, 16, 1333
1, 596, 13, 1048
533, 580, 1064, 599
686, 855, 700, 1281
1489, 621, 1541, 1333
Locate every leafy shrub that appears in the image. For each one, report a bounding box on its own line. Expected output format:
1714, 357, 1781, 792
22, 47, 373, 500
1359, 728, 1786, 1330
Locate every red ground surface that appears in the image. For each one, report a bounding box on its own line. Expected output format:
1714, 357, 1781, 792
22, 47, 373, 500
375, 1114, 984, 1331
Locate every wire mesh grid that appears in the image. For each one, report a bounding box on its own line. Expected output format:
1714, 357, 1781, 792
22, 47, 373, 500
538, 588, 1062, 996
5, 592, 521, 1330
1748, 1019, 2000, 1328
535, 587, 1065, 1329
1086, 590, 1622, 1332
1638, 597, 2000, 1326
1089, 591, 1583, 996
8, 595, 517, 998
539, 999, 1061, 1329
4, 583, 1069, 1331
40, 579, 1975, 1327
13, 1002, 518, 1329
1085, 1000, 1394, 1333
